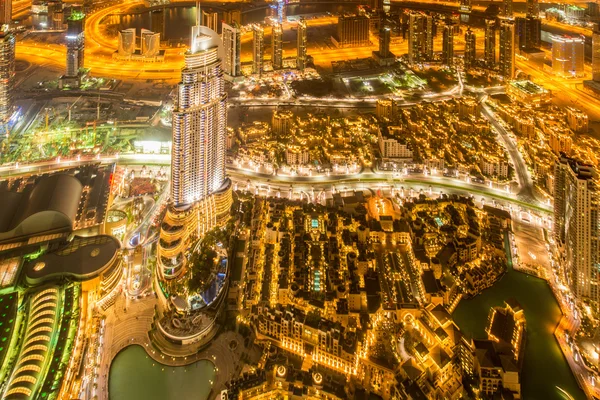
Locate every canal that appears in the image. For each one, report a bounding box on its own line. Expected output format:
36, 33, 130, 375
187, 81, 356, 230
109, 345, 216, 400
453, 258, 585, 400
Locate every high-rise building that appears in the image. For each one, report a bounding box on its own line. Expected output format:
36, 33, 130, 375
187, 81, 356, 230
0, 30, 15, 122
442, 22, 455, 66
333, 14, 370, 48
593, 26, 600, 81
141, 29, 160, 57
222, 22, 241, 77
252, 24, 264, 75
65, 11, 85, 78
515, 16, 541, 51
379, 26, 391, 58
118, 28, 136, 56
464, 28, 476, 69
408, 12, 433, 65
272, 110, 294, 136
297, 18, 307, 71
484, 18, 496, 67
0, 0, 11, 26
171, 22, 227, 207
223, 9, 241, 26
502, 0, 513, 17
498, 18, 515, 79
552, 35, 585, 77
526, 0, 539, 17
554, 155, 600, 305
272, 23, 283, 70
202, 9, 219, 33
277, 0, 286, 23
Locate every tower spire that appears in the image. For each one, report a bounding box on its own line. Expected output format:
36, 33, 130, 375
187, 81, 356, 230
196, 0, 201, 27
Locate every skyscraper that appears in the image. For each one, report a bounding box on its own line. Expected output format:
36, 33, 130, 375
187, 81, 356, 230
526, 0, 539, 17
464, 28, 476, 69
0, 0, 11, 26
442, 22, 454, 66
297, 18, 307, 71
222, 22, 241, 77
118, 28, 136, 56
65, 11, 85, 78
554, 155, 600, 305
552, 35, 585, 77
0, 29, 15, 122
502, 0, 513, 17
272, 23, 283, 70
171, 20, 227, 207
484, 18, 496, 67
498, 18, 515, 79
252, 24, 264, 75
380, 26, 391, 58
409, 12, 433, 65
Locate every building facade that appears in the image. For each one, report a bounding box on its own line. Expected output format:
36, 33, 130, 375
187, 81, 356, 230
442, 22, 454, 66
464, 28, 476, 69
484, 19, 496, 68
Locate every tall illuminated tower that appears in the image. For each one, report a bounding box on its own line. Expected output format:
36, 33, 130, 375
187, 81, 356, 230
0, 29, 15, 123
170, 16, 227, 207
222, 22, 241, 77
297, 17, 307, 71
498, 18, 515, 79
272, 22, 283, 70
65, 11, 85, 78
253, 24, 264, 75
484, 18, 496, 68
464, 28, 476, 69
408, 12, 433, 65
442, 21, 454, 66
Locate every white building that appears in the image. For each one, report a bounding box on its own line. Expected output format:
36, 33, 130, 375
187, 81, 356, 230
118, 28, 136, 56
378, 127, 413, 159
552, 35, 585, 78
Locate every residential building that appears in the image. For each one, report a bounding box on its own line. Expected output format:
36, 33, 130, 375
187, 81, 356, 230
0, 29, 14, 122
498, 18, 515, 79
378, 127, 414, 159
297, 18, 307, 71
484, 19, 496, 67
253, 24, 264, 75
272, 23, 283, 70
552, 35, 585, 77
222, 22, 241, 77
333, 14, 370, 48
554, 155, 600, 305
272, 110, 294, 136
464, 28, 476, 69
